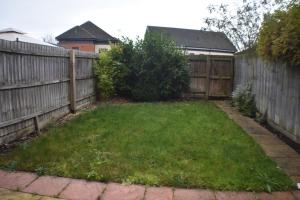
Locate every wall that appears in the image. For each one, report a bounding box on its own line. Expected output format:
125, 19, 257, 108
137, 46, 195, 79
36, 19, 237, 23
58, 41, 95, 52
234, 53, 300, 143
0, 39, 98, 145
95, 44, 111, 53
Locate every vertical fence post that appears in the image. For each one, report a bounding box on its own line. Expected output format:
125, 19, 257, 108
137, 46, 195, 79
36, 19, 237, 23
206, 55, 211, 100
69, 50, 76, 113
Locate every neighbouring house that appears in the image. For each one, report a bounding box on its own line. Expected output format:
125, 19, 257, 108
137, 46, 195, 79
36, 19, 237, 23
0, 28, 56, 46
56, 21, 118, 53
146, 26, 237, 56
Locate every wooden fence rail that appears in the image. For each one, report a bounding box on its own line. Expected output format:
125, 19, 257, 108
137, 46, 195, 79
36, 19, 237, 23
0, 39, 98, 145
234, 53, 300, 144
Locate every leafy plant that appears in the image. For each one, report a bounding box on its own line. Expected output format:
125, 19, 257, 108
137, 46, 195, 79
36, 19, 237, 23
257, 4, 300, 65
35, 166, 47, 176
93, 50, 117, 99
94, 34, 190, 101
232, 83, 257, 117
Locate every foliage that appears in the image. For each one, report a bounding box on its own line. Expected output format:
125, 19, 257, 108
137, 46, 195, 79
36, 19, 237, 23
130, 33, 189, 101
203, 0, 299, 51
232, 83, 257, 117
93, 50, 117, 99
0, 102, 293, 191
94, 34, 189, 101
257, 4, 300, 65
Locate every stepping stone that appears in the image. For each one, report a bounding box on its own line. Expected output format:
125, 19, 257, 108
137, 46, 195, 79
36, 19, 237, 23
0, 171, 38, 190
101, 183, 145, 200
22, 176, 71, 197
215, 191, 254, 200
174, 188, 215, 200
145, 187, 173, 200
59, 179, 106, 200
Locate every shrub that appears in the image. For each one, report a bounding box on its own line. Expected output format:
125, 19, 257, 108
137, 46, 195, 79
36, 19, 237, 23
94, 34, 190, 101
257, 4, 300, 66
232, 83, 256, 117
93, 50, 116, 99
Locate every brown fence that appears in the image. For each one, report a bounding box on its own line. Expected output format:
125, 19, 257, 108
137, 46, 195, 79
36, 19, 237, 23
0, 39, 98, 145
234, 53, 300, 144
187, 55, 234, 98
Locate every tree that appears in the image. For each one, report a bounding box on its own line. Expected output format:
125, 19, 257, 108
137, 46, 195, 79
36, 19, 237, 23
257, 4, 300, 65
203, 0, 299, 51
42, 34, 57, 45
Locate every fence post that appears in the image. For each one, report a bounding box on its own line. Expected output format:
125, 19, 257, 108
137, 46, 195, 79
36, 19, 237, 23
206, 55, 211, 100
69, 50, 76, 113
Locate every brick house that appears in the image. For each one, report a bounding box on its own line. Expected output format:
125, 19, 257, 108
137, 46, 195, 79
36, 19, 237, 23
56, 21, 118, 52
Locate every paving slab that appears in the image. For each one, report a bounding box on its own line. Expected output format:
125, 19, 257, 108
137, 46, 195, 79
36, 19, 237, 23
215, 191, 254, 200
0, 169, 8, 179
251, 134, 285, 145
22, 176, 71, 197
0, 171, 38, 190
261, 144, 300, 158
0, 188, 41, 200
59, 179, 106, 200
101, 183, 145, 200
144, 187, 173, 200
292, 191, 300, 200
174, 188, 215, 200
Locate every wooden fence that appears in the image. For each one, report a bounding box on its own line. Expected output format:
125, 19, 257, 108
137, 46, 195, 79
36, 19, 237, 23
234, 53, 300, 144
0, 39, 98, 145
188, 55, 234, 98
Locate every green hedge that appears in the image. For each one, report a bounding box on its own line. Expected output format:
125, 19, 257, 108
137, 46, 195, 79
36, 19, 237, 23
94, 33, 190, 101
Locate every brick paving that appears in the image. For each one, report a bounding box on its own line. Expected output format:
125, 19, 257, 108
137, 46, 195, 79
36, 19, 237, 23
1, 101, 300, 200
0, 169, 299, 199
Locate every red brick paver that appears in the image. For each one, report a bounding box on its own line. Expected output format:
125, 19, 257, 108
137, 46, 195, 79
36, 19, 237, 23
257, 191, 296, 200
101, 183, 145, 200
145, 187, 173, 200
174, 188, 215, 200
22, 176, 71, 197
215, 191, 254, 200
0, 171, 37, 190
59, 179, 106, 200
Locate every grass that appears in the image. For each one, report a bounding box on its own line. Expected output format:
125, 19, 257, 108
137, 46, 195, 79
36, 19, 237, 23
0, 101, 294, 191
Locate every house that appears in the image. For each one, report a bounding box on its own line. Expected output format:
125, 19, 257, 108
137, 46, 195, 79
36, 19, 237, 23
146, 26, 237, 56
0, 28, 56, 46
56, 21, 118, 52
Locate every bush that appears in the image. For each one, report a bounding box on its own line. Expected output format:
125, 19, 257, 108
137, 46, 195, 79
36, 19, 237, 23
130, 33, 189, 101
94, 34, 190, 101
232, 83, 256, 117
93, 50, 116, 99
257, 4, 300, 66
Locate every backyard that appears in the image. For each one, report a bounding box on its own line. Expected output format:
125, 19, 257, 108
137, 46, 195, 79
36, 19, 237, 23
0, 101, 293, 192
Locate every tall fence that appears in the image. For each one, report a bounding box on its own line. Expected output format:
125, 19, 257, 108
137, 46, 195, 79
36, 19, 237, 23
234, 53, 300, 144
0, 39, 98, 145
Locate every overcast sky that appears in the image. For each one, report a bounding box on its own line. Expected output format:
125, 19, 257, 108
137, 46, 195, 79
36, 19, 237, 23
0, 0, 239, 41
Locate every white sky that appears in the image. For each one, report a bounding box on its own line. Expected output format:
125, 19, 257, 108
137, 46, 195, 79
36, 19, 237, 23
0, 0, 239, 41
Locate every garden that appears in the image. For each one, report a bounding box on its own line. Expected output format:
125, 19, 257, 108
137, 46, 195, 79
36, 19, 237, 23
0, 31, 296, 193
0, 102, 293, 191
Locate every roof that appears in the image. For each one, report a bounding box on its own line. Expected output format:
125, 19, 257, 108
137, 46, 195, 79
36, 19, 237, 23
0, 28, 56, 46
146, 26, 237, 53
0, 28, 25, 34
56, 21, 117, 43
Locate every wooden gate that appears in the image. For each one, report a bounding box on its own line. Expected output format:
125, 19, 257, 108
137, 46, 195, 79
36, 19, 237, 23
187, 55, 234, 98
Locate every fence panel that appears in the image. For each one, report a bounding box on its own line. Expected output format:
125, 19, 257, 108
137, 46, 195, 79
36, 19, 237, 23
0, 39, 98, 145
234, 54, 300, 143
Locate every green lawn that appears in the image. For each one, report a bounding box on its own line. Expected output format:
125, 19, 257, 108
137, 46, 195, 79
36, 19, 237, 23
0, 101, 294, 191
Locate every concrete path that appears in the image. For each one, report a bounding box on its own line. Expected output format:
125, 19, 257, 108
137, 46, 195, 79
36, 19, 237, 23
0, 169, 299, 200
215, 101, 300, 183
